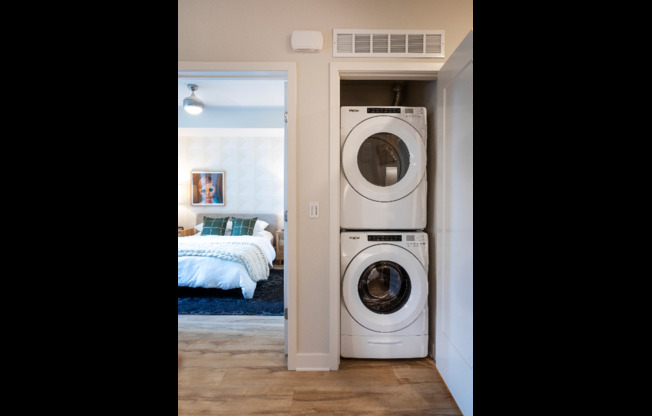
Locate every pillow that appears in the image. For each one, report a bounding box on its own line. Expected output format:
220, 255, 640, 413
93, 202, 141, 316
194, 223, 203, 232
200, 216, 230, 236
230, 217, 258, 236
256, 229, 274, 244
225, 218, 269, 235
254, 219, 269, 233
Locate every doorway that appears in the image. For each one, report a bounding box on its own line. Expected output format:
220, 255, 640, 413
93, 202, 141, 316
178, 62, 297, 370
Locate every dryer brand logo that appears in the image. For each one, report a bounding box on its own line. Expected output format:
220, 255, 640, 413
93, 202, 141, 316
348, 236, 360, 239
348, 109, 359, 112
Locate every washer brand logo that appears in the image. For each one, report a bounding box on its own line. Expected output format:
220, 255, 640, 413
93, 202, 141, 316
349, 236, 360, 239
348, 109, 359, 112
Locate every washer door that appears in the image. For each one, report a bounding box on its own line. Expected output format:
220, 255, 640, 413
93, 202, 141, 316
342, 116, 426, 202
342, 244, 427, 333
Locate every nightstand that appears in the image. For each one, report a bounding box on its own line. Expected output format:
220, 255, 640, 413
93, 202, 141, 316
275, 229, 285, 264
178, 228, 195, 237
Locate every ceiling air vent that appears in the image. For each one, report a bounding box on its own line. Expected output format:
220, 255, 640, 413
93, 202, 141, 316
333, 29, 444, 58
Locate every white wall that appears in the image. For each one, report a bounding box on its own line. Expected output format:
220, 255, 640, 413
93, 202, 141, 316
178, 130, 284, 228
179, 0, 473, 364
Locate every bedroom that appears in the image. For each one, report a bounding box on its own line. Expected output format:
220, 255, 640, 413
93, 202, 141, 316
178, 76, 287, 314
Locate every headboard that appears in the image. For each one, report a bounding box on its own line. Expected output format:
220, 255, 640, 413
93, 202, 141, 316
194, 212, 281, 243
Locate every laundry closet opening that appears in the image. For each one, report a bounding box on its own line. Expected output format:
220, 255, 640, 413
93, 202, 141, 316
333, 70, 439, 365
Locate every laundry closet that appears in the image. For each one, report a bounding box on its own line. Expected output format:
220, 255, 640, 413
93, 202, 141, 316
338, 78, 437, 359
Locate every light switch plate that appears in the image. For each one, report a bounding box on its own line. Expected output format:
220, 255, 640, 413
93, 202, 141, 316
309, 202, 319, 218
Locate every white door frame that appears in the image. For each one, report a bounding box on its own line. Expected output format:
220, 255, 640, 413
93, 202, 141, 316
329, 62, 442, 370
178, 61, 298, 370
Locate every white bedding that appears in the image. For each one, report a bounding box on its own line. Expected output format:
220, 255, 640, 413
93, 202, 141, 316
178, 230, 276, 299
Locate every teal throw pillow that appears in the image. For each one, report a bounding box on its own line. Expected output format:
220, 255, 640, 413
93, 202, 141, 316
201, 216, 229, 236
230, 217, 258, 236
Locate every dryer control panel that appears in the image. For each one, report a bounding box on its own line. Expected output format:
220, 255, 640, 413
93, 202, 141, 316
362, 107, 425, 118
366, 107, 401, 113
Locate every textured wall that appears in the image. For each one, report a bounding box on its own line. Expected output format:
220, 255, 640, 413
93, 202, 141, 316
178, 132, 284, 229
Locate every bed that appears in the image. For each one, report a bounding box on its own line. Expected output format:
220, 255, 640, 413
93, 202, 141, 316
178, 213, 279, 299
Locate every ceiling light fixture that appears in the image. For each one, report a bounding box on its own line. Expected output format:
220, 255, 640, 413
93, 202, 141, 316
183, 84, 204, 115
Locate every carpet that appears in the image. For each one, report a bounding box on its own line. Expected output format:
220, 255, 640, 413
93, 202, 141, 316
178, 268, 284, 316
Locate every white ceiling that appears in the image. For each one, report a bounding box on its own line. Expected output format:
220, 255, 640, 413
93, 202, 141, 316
177, 78, 285, 108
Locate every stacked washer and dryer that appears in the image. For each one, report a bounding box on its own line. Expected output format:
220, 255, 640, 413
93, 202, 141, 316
340, 105, 429, 359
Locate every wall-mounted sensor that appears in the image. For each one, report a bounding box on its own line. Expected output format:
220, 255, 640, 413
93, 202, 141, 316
291, 30, 323, 52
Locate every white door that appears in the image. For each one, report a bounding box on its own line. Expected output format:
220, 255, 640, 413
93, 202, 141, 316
435, 30, 473, 416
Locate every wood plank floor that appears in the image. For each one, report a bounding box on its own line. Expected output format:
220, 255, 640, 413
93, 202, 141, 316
178, 315, 462, 415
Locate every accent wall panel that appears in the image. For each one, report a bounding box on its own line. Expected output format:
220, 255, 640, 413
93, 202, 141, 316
178, 133, 284, 226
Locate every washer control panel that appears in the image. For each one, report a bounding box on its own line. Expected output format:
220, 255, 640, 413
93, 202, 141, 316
405, 233, 427, 247
342, 231, 429, 271
368, 235, 402, 241
366, 233, 426, 247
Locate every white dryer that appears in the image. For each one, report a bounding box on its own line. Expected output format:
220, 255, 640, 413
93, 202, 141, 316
341, 106, 427, 230
341, 231, 428, 359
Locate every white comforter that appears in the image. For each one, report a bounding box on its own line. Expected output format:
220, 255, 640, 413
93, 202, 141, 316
178, 231, 276, 299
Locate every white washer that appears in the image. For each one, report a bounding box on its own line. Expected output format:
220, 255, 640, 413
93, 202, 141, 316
341, 231, 428, 359
341, 106, 427, 230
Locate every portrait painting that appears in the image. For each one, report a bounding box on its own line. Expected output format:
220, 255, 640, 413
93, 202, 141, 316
191, 171, 225, 206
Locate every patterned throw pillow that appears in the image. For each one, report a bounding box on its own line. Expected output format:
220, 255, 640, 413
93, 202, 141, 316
200, 216, 229, 236
230, 217, 258, 236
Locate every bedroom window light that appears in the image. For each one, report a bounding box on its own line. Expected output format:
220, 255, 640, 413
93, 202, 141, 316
183, 84, 204, 115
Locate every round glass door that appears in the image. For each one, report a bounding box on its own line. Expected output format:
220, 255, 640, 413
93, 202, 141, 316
342, 245, 427, 332
342, 116, 426, 202
358, 261, 411, 314
357, 133, 410, 188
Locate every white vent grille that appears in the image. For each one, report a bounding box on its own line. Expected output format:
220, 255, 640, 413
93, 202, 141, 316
333, 29, 444, 58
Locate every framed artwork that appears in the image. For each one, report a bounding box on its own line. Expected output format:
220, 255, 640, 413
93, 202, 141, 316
191, 170, 225, 206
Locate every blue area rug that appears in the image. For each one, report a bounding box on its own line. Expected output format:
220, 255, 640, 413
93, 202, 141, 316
177, 268, 284, 315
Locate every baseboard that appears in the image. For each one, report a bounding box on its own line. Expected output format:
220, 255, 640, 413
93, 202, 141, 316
295, 352, 333, 371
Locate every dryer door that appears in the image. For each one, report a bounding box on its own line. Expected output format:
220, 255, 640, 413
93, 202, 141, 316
342, 244, 427, 333
342, 116, 426, 202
